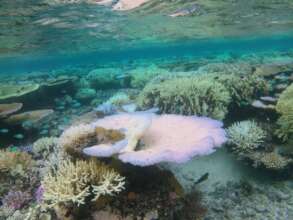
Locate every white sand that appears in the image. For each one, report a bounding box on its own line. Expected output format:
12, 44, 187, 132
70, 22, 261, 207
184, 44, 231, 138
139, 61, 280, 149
162, 148, 267, 192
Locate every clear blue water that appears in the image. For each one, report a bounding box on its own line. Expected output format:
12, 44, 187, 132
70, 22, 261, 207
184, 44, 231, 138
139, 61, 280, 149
1, 33, 293, 74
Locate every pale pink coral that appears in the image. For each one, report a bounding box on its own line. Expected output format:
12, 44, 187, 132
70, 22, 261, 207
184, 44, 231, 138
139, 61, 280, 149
83, 113, 227, 166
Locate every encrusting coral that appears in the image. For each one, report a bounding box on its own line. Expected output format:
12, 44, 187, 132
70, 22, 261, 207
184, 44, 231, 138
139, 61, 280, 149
41, 158, 125, 207
275, 83, 293, 142
137, 75, 231, 120
226, 120, 266, 155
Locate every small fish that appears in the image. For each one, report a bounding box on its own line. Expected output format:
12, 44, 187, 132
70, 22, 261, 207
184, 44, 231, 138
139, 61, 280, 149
13, 133, 24, 139
0, 128, 9, 133
194, 173, 209, 185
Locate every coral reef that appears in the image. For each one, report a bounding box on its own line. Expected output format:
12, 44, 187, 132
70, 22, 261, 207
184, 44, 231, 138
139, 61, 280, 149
275, 83, 293, 141
75, 88, 96, 102
205, 181, 293, 220
41, 158, 125, 207
0, 83, 40, 102
2, 190, 32, 210
215, 73, 268, 106
3, 109, 54, 126
83, 112, 227, 166
32, 137, 59, 158
86, 68, 120, 89
129, 66, 169, 88
250, 151, 292, 170
137, 75, 231, 120
58, 123, 96, 156
0, 150, 34, 177
226, 120, 266, 154
0, 103, 23, 118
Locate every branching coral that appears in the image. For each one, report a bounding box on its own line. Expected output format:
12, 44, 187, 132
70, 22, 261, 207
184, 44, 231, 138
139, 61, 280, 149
2, 190, 32, 210
33, 137, 59, 158
275, 83, 293, 142
226, 120, 266, 154
0, 150, 34, 177
215, 73, 268, 106
137, 75, 231, 120
250, 151, 292, 170
41, 159, 125, 207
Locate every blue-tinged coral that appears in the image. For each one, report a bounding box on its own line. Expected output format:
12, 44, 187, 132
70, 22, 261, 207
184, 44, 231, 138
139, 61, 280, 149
226, 120, 266, 155
2, 190, 32, 210
275, 83, 293, 142
86, 68, 121, 89
128, 65, 169, 88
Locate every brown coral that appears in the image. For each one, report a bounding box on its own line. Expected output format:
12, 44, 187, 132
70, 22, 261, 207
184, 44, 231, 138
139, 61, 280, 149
59, 123, 125, 157
3, 109, 54, 125
0, 103, 23, 118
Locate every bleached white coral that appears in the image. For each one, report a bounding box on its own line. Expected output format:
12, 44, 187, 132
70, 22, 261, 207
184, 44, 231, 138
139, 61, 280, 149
226, 120, 266, 154
42, 159, 125, 207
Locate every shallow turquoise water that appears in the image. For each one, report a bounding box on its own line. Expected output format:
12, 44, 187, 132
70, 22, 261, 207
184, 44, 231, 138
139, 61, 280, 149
1, 33, 293, 74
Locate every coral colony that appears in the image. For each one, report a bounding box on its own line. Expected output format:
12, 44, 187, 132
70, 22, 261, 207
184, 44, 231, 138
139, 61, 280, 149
0, 1, 293, 219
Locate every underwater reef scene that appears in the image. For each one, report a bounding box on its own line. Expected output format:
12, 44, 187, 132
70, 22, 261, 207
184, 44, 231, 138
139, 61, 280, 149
1, 0, 293, 220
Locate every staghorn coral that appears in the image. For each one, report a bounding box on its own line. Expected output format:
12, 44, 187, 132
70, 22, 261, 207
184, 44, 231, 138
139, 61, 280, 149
33, 137, 59, 158
275, 83, 293, 141
250, 151, 292, 170
226, 120, 266, 155
41, 158, 125, 207
137, 75, 231, 120
0, 150, 34, 177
